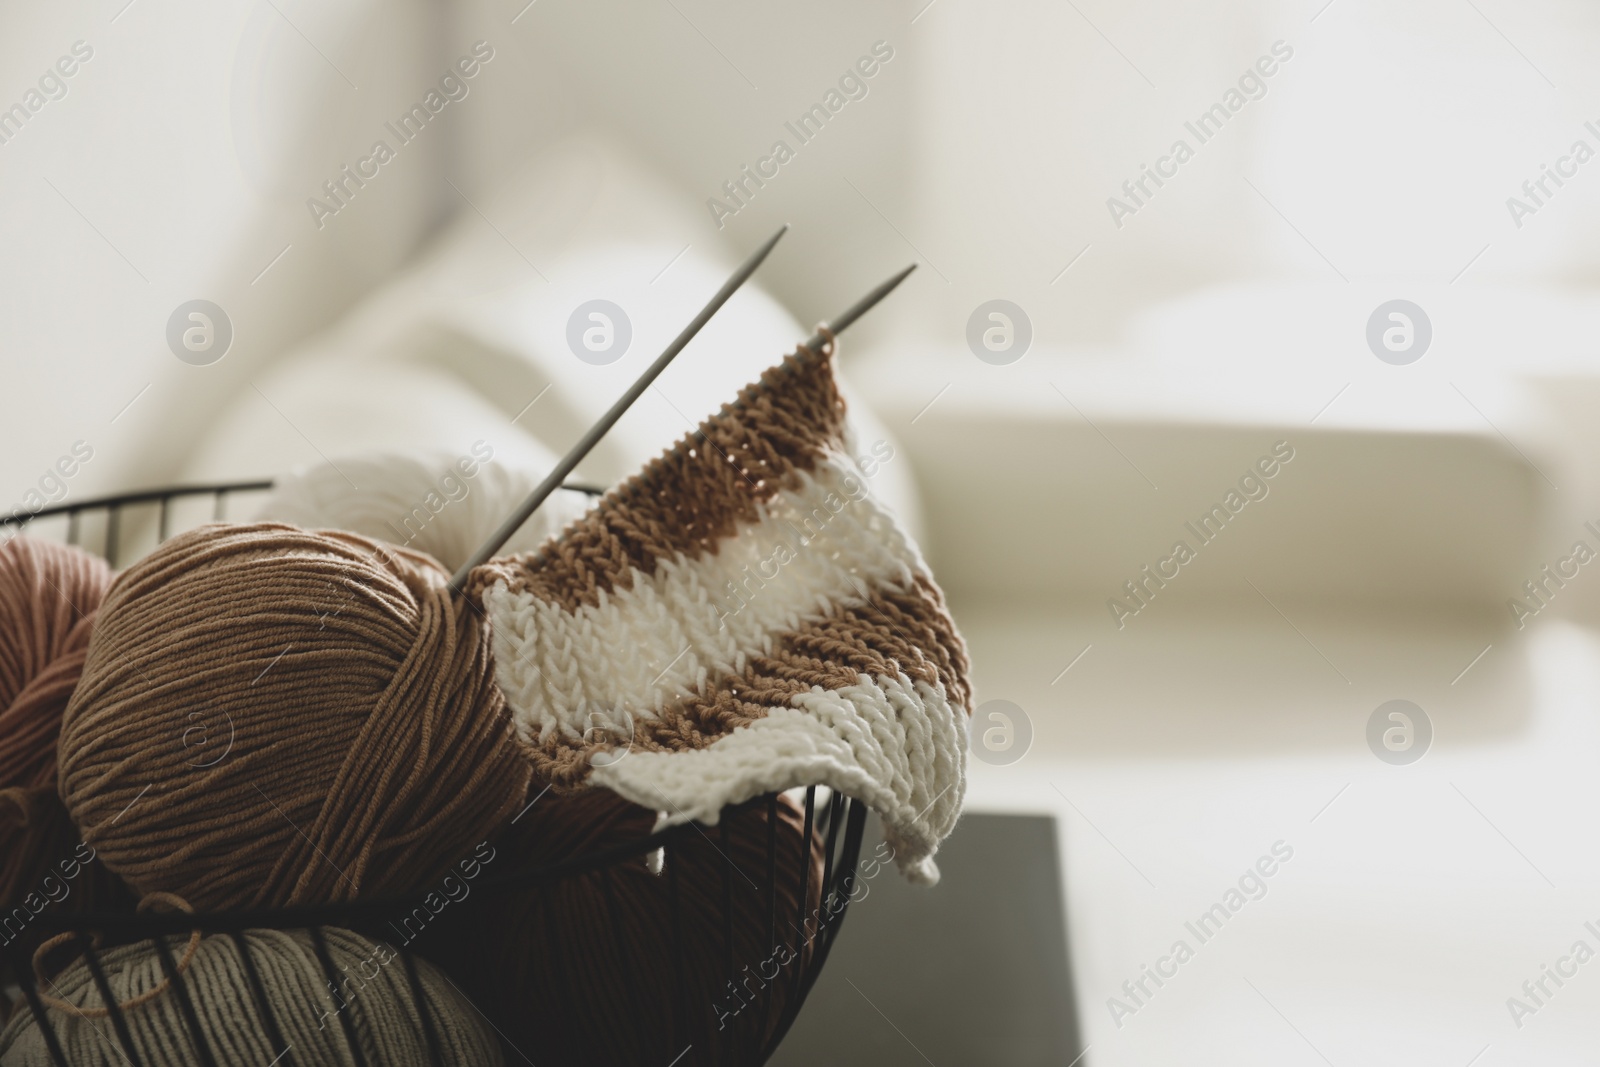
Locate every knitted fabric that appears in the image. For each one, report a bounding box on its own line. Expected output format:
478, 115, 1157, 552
1, 927, 504, 1065
470, 343, 972, 883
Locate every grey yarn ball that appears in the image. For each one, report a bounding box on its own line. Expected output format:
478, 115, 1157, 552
1, 927, 503, 1066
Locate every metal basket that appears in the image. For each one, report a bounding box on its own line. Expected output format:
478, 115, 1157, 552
1, 482, 867, 1066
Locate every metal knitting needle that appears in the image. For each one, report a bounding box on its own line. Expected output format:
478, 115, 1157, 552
449, 223, 788, 591
451, 255, 917, 590
732, 262, 918, 399
802, 263, 916, 353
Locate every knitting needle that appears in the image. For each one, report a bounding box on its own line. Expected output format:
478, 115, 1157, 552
448, 223, 789, 591
729, 262, 917, 401
450, 256, 918, 591
802, 263, 916, 353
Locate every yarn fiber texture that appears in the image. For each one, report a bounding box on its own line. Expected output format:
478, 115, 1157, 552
0, 537, 129, 918
57, 522, 531, 910
424, 786, 825, 1067
0, 926, 504, 1066
472, 342, 972, 885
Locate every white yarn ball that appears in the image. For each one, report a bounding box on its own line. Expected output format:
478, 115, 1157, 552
256, 450, 595, 572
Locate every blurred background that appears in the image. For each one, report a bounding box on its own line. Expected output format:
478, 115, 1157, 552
7, 0, 1600, 1062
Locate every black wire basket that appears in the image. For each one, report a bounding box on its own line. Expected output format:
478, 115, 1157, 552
0, 482, 868, 1066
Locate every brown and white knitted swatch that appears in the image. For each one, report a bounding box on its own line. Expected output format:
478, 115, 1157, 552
470, 342, 972, 883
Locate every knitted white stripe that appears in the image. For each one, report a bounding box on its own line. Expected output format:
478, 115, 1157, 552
591, 673, 966, 885
484, 452, 927, 744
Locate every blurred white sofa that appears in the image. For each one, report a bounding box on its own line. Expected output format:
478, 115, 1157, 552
176, 133, 923, 547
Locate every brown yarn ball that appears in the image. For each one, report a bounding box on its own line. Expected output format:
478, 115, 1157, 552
57, 522, 531, 911
426, 786, 827, 1067
0, 537, 130, 919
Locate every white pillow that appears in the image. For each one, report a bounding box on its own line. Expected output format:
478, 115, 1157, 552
255, 450, 593, 573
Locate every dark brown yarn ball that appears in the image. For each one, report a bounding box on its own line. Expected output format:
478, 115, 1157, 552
426, 786, 826, 1067
57, 523, 532, 911
0, 537, 131, 923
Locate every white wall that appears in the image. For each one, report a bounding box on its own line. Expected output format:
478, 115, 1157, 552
1, 0, 461, 507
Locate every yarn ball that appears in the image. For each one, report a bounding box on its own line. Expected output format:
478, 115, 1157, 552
0, 926, 504, 1065
256, 451, 594, 574
424, 786, 826, 1067
57, 522, 532, 910
0, 537, 130, 918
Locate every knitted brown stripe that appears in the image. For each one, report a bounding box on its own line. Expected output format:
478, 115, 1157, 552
471, 345, 848, 612
522, 576, 972, 787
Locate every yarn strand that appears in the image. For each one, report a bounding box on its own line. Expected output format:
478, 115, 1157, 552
31, 893, 201, 1018
58, 524, 531, 911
